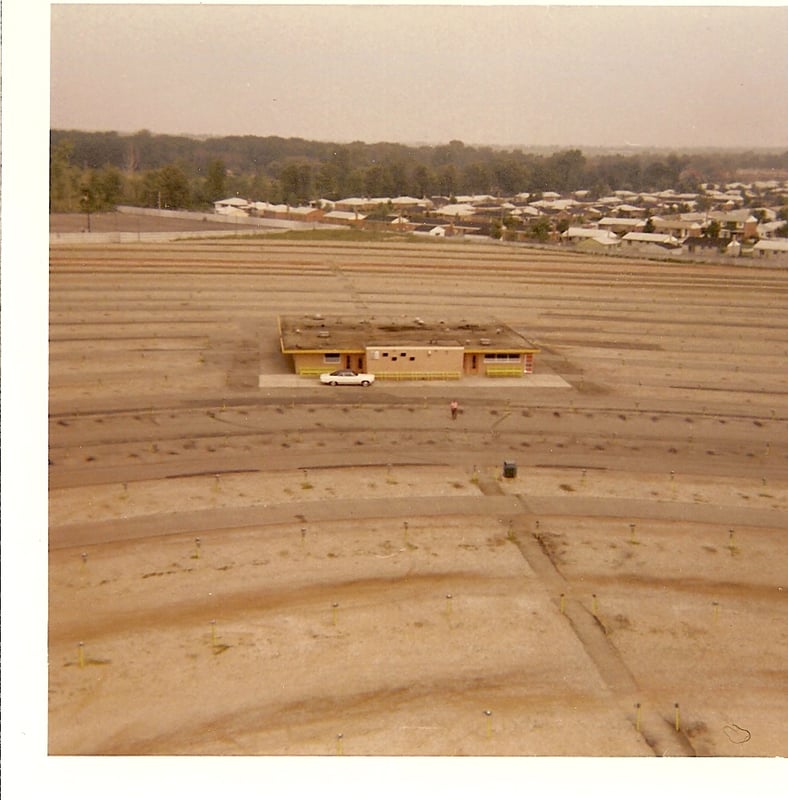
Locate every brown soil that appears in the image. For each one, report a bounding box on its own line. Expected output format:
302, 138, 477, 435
49, 211, 266, 234
47, 227, 788, 759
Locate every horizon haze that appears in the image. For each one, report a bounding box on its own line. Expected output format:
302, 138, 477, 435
50, 4, 788, 151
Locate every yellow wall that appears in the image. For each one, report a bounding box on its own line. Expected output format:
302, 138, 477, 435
366, 345, 463, 377
290, 346, 536, 378
292, 351, 365, 375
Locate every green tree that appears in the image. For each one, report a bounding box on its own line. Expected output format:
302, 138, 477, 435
411, 164, 433, 198
491, 157, 525, 196
462, 162, 490, 194
50, 139, 81, 211
704, 219, 721, 238
279, 161, 315, 204
364, 163, 389, 197
90, 166, 124, 209
548, 149, 586, 192
528, 217, 551, 242
315, 162, 340, 198
159, 165, 191, 208
345, 169, 365, 197
204, 158, 226, 202
138, 165, 191, 209
436, 164, 458, 197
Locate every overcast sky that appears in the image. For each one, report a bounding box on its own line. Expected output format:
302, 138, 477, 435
49, 2, 788, 150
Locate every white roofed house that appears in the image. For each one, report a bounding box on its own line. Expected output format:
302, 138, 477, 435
598, 217, 646, 235
387, 215, 415, 232
434, 202, 477, 220
752, 238, 788, 264
323, 209, 368, 226
390, 196, 432, 211
413, 223, 448, 237
286, 205, 325, 222
334, 197, 381, 212
214, 197, 250, 216
612, 203, 646, 217
757, 220, 787, 239
561, 227, 621, 252
650, 216, 703, 241
621, 232, 682, 255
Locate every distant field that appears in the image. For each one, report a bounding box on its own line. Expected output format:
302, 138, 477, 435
49, 211, 460, 243
49, 211, 266, 234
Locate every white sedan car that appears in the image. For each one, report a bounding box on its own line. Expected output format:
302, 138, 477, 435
320, 369, 375, 387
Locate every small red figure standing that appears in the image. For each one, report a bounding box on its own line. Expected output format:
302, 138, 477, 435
450, 400, 459, 420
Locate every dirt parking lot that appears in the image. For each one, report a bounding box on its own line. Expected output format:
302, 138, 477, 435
46, 230, 787, 764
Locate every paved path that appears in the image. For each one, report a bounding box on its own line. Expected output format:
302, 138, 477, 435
506, 500, 698, 756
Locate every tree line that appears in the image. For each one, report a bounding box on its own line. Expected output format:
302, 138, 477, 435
50, 128, 788, 213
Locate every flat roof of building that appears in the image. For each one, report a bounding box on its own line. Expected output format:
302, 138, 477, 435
278, 314, 539, 353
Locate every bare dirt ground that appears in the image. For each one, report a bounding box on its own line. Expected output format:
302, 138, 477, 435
46, 229, 788, 763
49, 211, 267, 234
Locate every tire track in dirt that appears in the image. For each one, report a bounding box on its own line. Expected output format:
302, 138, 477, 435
94, 668, 590, 755
49, 570, 485, 646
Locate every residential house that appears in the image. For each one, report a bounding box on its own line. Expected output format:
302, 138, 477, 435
561, 227, 621, 252
214, 197, 250, 215
387, 215, 416, 232
434, 203, 477, 220
621, 232, 682, 254
334, 197, 379, 212
752, 238, 788, 263
598, 217, 646, 235
650, 217, 703, 240
390, 196, 432, 211
413, 223, 448, 237
707, 210, 759, 240
323, 210, 368, 226
683, 237, 735, 256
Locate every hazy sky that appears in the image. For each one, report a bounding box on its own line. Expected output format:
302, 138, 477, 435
49, 2, 788, 149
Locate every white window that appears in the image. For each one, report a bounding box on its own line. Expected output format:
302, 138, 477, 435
483, 353, 521, 363
323, 353, 341, 364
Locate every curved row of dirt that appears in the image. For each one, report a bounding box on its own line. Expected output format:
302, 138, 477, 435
48, 238, 788, 755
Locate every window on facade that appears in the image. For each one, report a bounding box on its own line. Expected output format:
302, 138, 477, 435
483, 353, 522, 363
324, 353, 341, 364
382, 352, 389, 358
400, 352, 407, 357
409, 356, 415, 361
391, 357, 398, 361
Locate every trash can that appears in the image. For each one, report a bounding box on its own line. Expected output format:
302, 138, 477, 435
503, 460, 517, 478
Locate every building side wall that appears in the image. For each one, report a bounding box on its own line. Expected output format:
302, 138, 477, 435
366, 345, 463, 379
291, 351, 365, 375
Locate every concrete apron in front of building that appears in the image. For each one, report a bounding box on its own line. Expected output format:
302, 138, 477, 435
258, 373, 570, 389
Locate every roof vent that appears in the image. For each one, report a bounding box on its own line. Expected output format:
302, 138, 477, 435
479, 337, 491, 345
317, 331, 330, 338
313, 313, 324, 320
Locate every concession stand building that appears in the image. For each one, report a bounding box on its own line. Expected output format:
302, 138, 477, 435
277, 314, 539, 380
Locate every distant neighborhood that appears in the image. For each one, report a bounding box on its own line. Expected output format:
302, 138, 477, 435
215, 181, 788, 264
